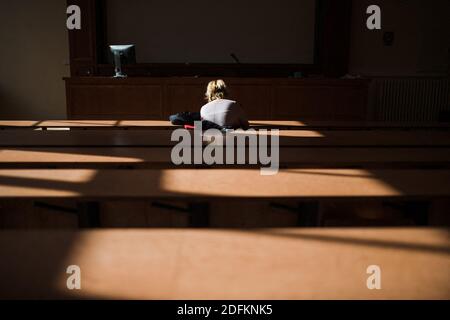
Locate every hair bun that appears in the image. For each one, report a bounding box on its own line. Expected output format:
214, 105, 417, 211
206, 79, 228, 102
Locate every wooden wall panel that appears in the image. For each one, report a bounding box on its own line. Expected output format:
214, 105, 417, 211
273, 86, 335, 119
273, 81, 368, 120
332, 87, 368, 120
166, 85, 205, 117
68, 84, 163, 119
229, 85, 273, 120
65, 77, 370, 120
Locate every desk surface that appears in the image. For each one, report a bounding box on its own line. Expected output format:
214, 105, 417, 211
0, 120, 449, 130
1, 147, 449, 168
0, 168, 449, 199
1, 130, 450, 147
0, 228, 448, 299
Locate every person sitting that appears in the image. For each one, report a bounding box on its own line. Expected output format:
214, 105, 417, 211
169, 80, 249, 130
200, 79, 249, 130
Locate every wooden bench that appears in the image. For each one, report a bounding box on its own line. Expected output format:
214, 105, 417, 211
0, 228, 448, 299
1, 130, 450, 147
0, 120, 174, 130
1, 123, 448, 299
0, 147, 449, 169
0, 167, 447, 226
1, 127, 448, 227
0, 168, 449, 200
251, 120, 450, 130
1, 120, 449, 130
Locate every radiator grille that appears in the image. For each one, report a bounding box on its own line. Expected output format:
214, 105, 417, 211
373, 78, 450, 121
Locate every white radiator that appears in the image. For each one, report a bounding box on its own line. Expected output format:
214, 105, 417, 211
372, 78, 450, 121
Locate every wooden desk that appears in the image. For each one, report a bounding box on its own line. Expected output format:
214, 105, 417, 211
0, 228, 448, 299
221, 130, 450, 147
1, 147, 449, 168
0, 120, 174, 130
0, 168, 449, 200
1, 120, 448, 130
0, 130, 179, 147
1, 130, 450, 147
250, 120, 450, 130
64, 77, 369, 121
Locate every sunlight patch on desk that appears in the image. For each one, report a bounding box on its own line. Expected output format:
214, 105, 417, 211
226, 129, 325, 138
0, 169, 99, 197
0, 169, 98, 183
0, 149, 145, 163
41, 120, 119, 127
53, 230, 183, 299
48, 229, 450, 299
157, 168, 402, 198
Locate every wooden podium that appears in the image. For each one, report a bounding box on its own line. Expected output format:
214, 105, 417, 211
64, 77, 369, 120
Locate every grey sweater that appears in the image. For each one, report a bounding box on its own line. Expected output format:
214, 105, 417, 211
200, 99, 249, 129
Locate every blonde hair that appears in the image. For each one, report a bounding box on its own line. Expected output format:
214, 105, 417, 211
205, 79, 228, 102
